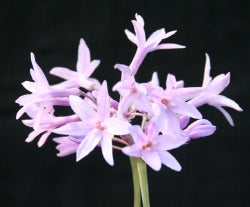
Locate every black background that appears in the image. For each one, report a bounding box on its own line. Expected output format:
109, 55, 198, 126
0, 0, 249, 206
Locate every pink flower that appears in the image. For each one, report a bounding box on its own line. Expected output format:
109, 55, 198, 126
125, 13, 185, 52
122, 124, 187, 171
189, 54, 243, 125
53, 81, 131, 165
50, 38, 100, 90
124, 14, 185, 75
113, 75, 153, 119
53, 136, 79, 157
184, 119, 216, 140
16, 53, 80, 119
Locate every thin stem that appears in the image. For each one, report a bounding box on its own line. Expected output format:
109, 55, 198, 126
112, 145, 123, 151
112, 137, 129, 146
130, 157, 141, 207
137, 158, 150, 207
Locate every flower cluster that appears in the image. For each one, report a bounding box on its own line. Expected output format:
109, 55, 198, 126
16, 14, 242, 171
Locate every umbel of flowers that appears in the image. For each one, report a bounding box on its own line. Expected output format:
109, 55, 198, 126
16, 14, 242, 207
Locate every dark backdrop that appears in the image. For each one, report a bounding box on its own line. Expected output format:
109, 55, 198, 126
1, 0, 249, 206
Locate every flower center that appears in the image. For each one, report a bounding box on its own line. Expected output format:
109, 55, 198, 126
142, 142, 152, 150
96, 121, 105, 130
161, 98, 168, 105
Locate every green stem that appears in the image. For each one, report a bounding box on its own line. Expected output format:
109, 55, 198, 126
137, 158, 150, 207
130, 157, 141, 207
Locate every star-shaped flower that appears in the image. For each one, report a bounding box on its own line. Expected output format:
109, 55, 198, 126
53, 81, 131, 165
122, 124, 187, 171
16, 53, 80, 119
125, 13, 185, 52
50, 38, 100, 90
123, 14, 185, 75
189, 54, 243, 125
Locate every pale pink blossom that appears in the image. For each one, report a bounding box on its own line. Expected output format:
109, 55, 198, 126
53, 136, 79, 157
189, 54, 243, 125
122, 124, 187, 171
124, 13, 185, 75
54, 81, 131, 165
50, 38, 100, 90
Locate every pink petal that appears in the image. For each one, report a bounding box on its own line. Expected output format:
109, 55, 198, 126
185, 119, 216, 139
214, 105, 234, 126
84, 60, 100, 77
153, 134, 187, 151
37, 131, 51, 147
171, 100, 202, 119
122, 145, 141, 157
158, 151, 181, 171
131, 20, 146, 48
50, 67, 77, 80
146, 28, 166, 47
104, 117, 130, 135
53, 136, 79, 157
22, 81, 40, 93
208, 73, 230, 94
25, 130, 43, 143
53, 121, 92, 136
163, 30, 177, 39
76, 129, 102, 161
69, 95, 98, 121
202, 53, 212, 86
155, 43, 186, 50
129, 125, 147, 143
142, 150, 161, 171
135, 14, 144, 27
30, 53, 49, 86
76, 38, 90, 73
101, 130, 114, 165
208, 95, 243, 111
97, 81, 110, 119
124, 29, 137, 45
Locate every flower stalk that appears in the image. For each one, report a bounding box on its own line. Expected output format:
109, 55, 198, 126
130, 157, 150, 207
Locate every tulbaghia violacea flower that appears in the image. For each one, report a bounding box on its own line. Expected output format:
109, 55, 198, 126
113, 74, 153, 119
184, 119, 216, 140
16, 53, 80, 119
122, 124, 187, 171
50, 38, 100, 90
53, 136, 79, 157
189, 54, 243, 125
16, 53, 81, 146
23, 110, 79, 147
54, 81, 131, 165
150, 73, 203, 119
124, 13, 185, 75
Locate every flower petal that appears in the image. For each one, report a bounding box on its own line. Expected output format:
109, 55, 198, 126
155, 43, 186, 50
158, 151, 182, 171
122, 145, 141, 157
142, 150, 161, 171
30, 53, 49, 86
53, 136, 79, 157
104, 117, 130, 135
53, 121, 92, 136
124, 29, 137, 45
69, 95, 98, 121
50, 67, 76, 80
208, 95, 243, 111
76, 38, 91, 73
101, 130, 114, 165
97, 81, 110, 119
76, 129, 102, 161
